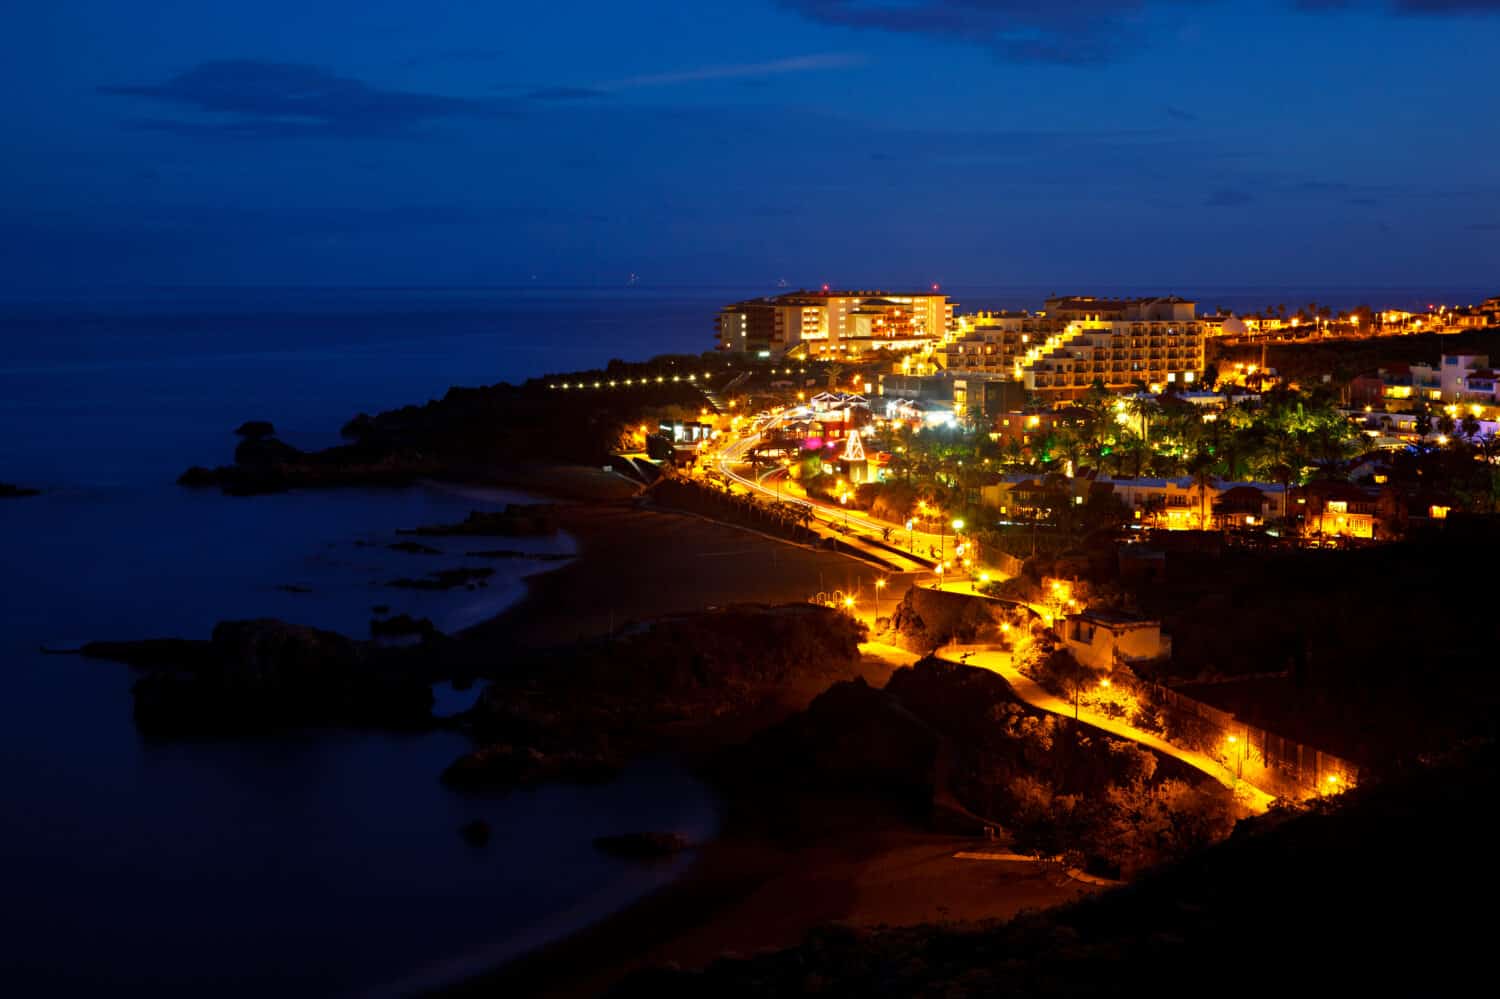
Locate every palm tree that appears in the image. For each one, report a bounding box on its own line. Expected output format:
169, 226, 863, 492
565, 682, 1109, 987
825, 362, 846, 392
1461, 413, 1482, 443
1409, 401, 1433, 451
1127, 394, 1158, 449
1189, 450, 1216, 529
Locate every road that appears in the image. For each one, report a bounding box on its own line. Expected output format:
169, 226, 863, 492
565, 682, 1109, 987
860, 639, 1275, 813
711, 415, 971, 574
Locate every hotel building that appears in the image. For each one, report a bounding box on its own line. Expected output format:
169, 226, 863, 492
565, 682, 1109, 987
938, 296, 1208, 401
716, 289, 952, 358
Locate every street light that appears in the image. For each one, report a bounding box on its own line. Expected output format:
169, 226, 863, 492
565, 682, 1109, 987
874, 578, 887, 620
839, 493, 849, 531
946, 517, 964, 564
905, 519, 915, 555
934, 563, 944, 589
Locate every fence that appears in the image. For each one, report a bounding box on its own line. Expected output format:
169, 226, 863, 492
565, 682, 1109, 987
1149, 684, 1359, 800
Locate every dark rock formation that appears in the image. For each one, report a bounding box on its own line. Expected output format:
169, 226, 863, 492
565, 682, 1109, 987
233, 420, 276, 438
1, 482, 40, 498
178, 368, 704, 495
459, 819, 491, 847
276, 584, 313, 594
723, 677, 939, 806
388, 540, 441, 555
441, 744, 620, 790
82, 619, 433, 736
593, 831, 691, 860
400, 505, 559, 538
446, 604, 869, 791
465, 549, 572, 561
887, 585, 1017, 651
386, 567, 494, 590
370, 614, 440, 641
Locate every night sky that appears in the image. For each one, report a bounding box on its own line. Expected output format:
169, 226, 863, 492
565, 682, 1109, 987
3, 1, 1498, 290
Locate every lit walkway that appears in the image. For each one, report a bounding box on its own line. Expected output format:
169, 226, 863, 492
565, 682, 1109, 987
948, 646, 1275, 813
857, 639, 1275, 813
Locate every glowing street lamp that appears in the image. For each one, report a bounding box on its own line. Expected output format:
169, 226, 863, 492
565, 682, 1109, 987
874, 578, 887, 620
905, 519, 916, 555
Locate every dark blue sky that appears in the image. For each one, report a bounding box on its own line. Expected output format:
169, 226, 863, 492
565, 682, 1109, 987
3, 1, 1498, 290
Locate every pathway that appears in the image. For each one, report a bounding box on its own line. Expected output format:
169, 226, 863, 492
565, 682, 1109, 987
857, 639, 1274, 812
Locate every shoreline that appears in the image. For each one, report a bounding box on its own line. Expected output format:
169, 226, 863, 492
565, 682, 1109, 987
420, 481, 1087, 997
435, 794, 1097, 998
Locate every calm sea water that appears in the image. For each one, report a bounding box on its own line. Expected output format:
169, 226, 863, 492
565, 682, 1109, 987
0, 284, 1487, 994
0, 287, 738, 996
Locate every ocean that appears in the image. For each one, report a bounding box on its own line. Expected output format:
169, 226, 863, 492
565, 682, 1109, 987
0, 283, 1489, 994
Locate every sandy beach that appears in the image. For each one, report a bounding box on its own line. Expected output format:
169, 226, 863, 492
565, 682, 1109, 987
458, 498, 916, 653
439, 794, 1095, 998
432, 485, 1093, 997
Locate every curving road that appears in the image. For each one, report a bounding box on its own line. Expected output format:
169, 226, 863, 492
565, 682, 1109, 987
714, 416, 958, 571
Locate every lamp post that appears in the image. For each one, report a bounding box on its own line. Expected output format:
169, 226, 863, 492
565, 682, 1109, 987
950, 518, 964, 563
905, 519, 915, 555
839, 493, 849, 531
934, 563, 944, 590
874, 578, 887, 621
1228, 733, 1245, 779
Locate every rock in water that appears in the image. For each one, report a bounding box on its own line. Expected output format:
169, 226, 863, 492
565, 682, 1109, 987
370, 614, 440, 641
86, 618, 433, 736
593, 832, 691, 859
459, 819, 491, 847
233, 420, 276, 439
440, 744, 619, 790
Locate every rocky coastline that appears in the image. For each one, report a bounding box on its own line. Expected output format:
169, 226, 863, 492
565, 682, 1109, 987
177, 372, 703, 496
80, 618, 435, 736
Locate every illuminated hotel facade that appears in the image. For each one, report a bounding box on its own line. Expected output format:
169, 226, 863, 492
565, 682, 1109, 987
938, 296, 1208, 401
716, 289, 952, 358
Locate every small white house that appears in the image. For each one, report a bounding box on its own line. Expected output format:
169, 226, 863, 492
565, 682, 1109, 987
1064, 610, 1170, 669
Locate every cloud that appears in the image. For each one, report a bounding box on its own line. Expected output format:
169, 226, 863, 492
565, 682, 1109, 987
1395, 1, 1500, 13
606, 52, 864, 88
1297, 0, 1500, 12
100, 60, 509, 138
778, 2, 1500, 66
1166, 105, 1198, 121
1205, 188, 1255, 207
518, 53, 861, 104
778, 1, 1207, 64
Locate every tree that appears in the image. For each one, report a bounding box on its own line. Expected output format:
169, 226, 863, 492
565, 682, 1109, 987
1189, 450, 1216, 530
825, 362, 846, 391
1126, 394, 1158, 448
1413, 401, 1433, 450
1461, 412, 1482, 443
1437, 411, 1456, 441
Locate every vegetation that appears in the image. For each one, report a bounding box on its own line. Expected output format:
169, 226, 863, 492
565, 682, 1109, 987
625, 739, 1500, 998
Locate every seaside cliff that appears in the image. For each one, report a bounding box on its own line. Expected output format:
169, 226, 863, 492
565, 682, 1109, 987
177, 364, 708, 495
